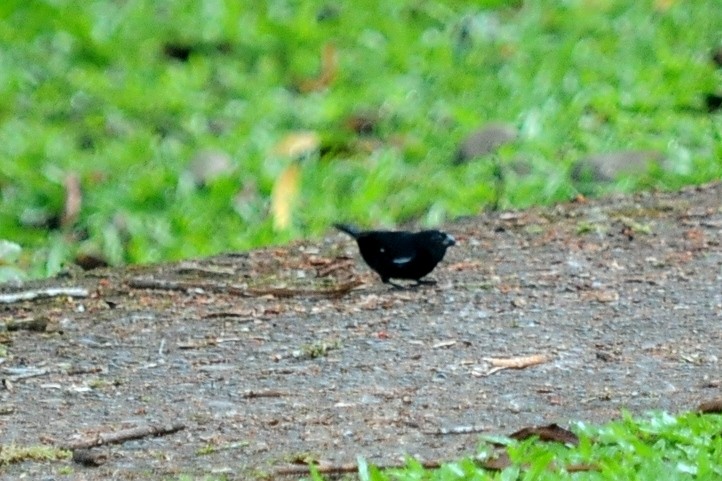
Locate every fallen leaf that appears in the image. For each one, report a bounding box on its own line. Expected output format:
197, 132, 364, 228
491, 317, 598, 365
481, 451, 512, 471
484, 353, 552, 375
486, 354, 552, 369
74, 252, 109, 270
510, 423, 579, 445
698, 398, 722, 414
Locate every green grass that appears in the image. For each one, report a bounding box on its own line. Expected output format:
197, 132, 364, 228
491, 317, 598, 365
0, 443, 70, 466
0, 0, 721, 279
1, 412, 719, 479
306, 412, 722, 481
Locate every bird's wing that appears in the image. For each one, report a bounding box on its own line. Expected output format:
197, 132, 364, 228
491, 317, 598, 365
380, 233, 418, 267
391, 255, 414, 265
358, 232, 421, 279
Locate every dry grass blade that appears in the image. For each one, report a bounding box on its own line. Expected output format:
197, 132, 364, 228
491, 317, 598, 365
270, 162, 301, 230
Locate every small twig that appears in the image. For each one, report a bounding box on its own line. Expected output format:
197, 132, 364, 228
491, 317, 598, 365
177, 337, 244, 349
65, 366, 104, 376
316, 259, 355, 277
274, 459, 444, 477
3, 365, 104, 382
64, 422, 186, 450
216, 337, 244, 343
127, 278, 217, 293
201, 312, 254, 321
0, 287, 89, 304
175, 263, 236, 277
484, 354, 552, 376
177, 340, 212, 350
246, 279, 363, 299
2, 367, 50, 382
129, 277, 363, 299
425, 424, 489, 435
242, 389, 291, 399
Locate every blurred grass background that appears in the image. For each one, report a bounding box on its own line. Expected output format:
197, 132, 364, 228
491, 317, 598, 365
0, 0, 720, 280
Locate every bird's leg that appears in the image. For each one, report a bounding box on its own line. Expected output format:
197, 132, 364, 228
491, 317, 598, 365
415, 279, 437, 286
382, 277, 406, 289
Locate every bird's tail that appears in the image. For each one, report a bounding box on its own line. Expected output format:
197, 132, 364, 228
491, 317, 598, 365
334, 223, 361, 238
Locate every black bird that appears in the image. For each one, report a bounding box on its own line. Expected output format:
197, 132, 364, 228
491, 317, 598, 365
335, 224, 455, 287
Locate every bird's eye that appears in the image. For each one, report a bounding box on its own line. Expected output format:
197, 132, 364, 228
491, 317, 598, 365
379, 247, 385, 253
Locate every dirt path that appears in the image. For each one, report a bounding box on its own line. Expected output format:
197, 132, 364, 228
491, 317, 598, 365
1, 183, 721, 479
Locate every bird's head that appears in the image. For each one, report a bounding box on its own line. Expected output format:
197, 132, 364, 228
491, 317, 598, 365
425, 230, 456, 249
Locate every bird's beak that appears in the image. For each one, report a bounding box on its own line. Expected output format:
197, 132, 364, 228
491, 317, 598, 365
443, 234, 456, 247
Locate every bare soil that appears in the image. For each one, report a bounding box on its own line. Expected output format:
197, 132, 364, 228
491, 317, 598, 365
1, 183, 721, 480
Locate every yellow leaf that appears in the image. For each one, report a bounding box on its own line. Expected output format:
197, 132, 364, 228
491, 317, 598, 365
273, 131, 320, 159
271, 162, 301, 230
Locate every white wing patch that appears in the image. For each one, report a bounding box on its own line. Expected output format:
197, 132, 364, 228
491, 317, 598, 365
392, 256, 413, 265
